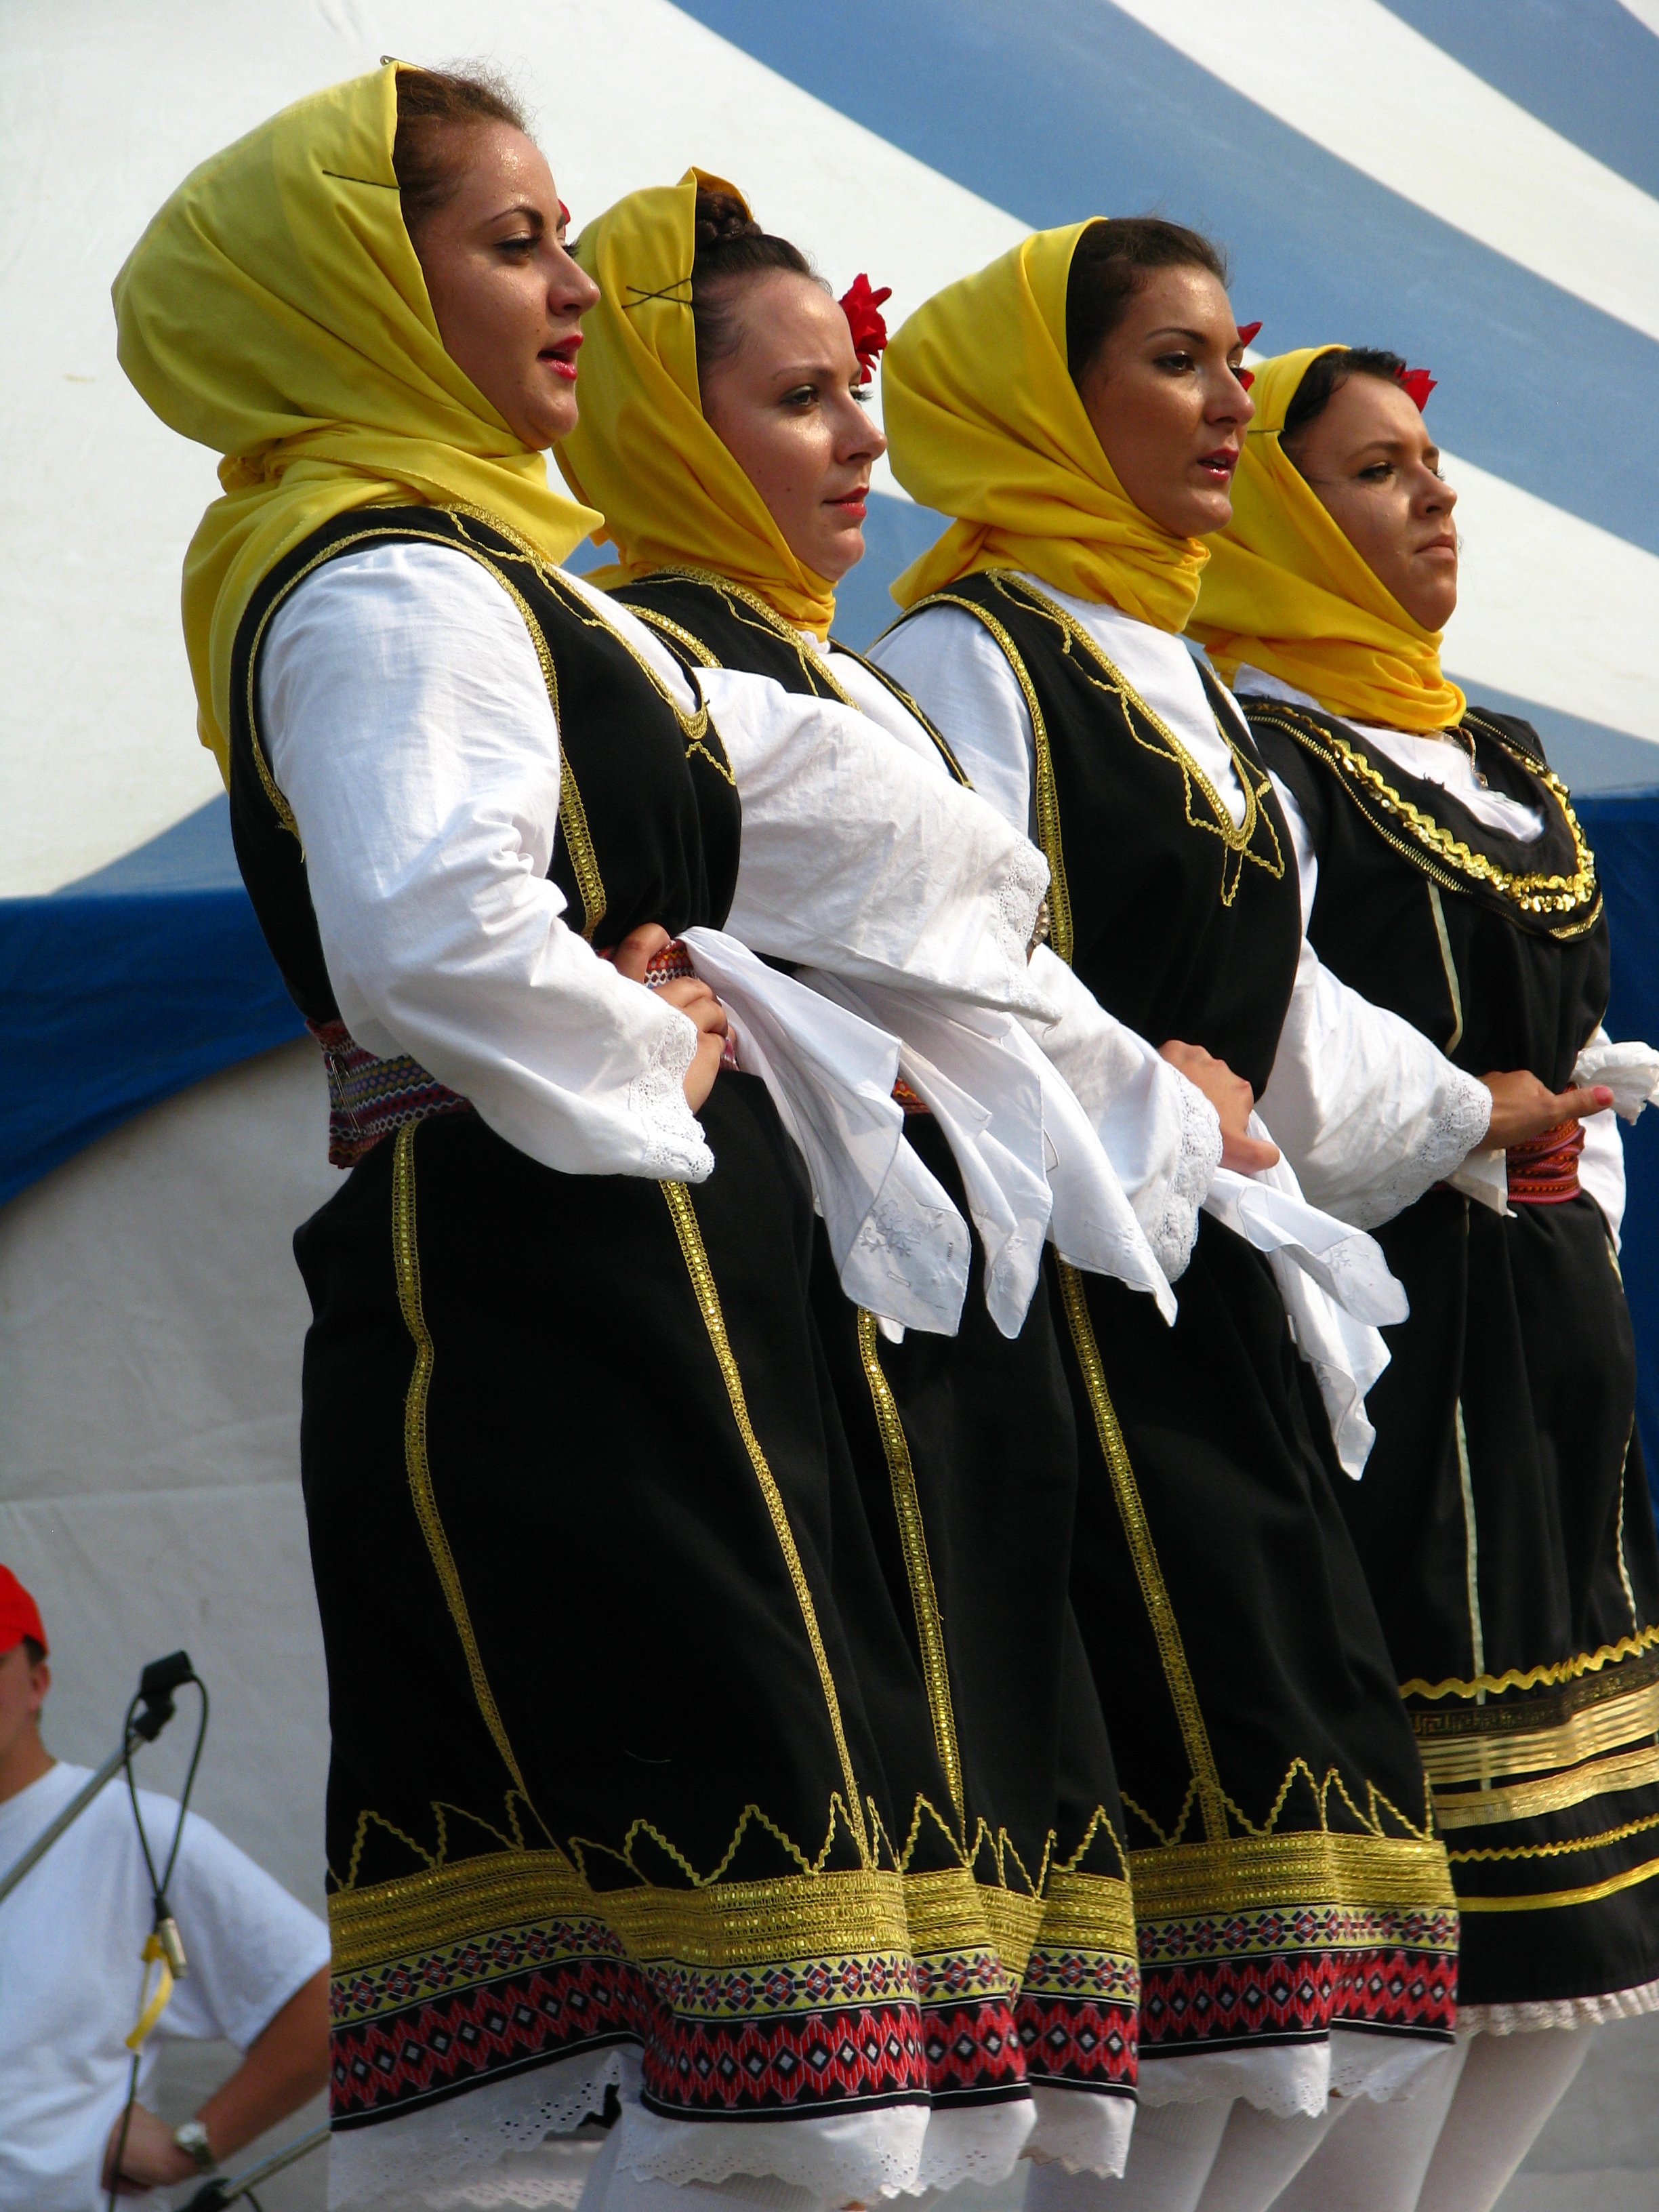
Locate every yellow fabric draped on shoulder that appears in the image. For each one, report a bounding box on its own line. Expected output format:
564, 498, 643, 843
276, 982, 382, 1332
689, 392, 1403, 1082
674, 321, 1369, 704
555, 170, 836, 638
1189, 346, 1465, 732
112, 64, 600, 779
881, 224, 1207, 633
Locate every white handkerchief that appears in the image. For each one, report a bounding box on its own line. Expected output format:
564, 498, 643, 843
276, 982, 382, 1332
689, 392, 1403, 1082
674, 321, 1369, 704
1574, 1040, 1659, 1124
680, 929, 969, 1334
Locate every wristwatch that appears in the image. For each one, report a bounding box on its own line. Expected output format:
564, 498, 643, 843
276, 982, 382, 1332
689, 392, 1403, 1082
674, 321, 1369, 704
174, 2120, 217, 2173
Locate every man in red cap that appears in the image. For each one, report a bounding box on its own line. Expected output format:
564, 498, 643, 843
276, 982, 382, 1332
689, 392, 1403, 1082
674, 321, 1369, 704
0, 1567, 331, 2208
0, 1565, 54, 1805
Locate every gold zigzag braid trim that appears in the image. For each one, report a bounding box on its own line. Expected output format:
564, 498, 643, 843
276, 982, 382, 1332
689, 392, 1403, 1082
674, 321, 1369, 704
1433, 1742, 1659, 1831
445, 508, 712, 749
1056, 1260, 1227, 1843
1415, 1677, 1659, 1788
1012, 579, 1283, 889
889, 587, 1074, 964
659, 1180, 872, 1867
1404, 1626, 1659, 1703
855, 1309, 965, 1830
626, 569, 970, 787
391, 1126, 533, 1806
1129, 1828, 1458, 1920
1246, 702, 1598, 921
1449, 1806, 1659, 1870
998, 573, 1284, 909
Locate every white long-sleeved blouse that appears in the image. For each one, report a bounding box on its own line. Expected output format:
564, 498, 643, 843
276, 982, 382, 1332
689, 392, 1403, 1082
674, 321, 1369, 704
1234, 665, 1626, 1239
871, 580, 1495, 1231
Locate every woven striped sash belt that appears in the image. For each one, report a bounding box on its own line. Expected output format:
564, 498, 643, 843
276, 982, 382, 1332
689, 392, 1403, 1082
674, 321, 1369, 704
1505, 1118, 1584, 1205
306, 1020, 469, 1168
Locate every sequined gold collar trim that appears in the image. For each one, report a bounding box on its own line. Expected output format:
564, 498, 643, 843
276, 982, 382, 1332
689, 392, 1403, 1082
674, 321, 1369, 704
1248, 697, 1598, 924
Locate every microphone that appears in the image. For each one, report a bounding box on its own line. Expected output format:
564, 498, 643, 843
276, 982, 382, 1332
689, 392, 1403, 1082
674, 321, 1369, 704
0, 1650, 197, 1906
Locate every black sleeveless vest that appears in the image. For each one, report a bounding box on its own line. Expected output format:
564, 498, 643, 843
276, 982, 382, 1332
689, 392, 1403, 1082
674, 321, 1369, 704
1245, 697, 1606, 1086
884, 572, 1303, 1097
613, 566, 968, 785
226, 508, 741, 1025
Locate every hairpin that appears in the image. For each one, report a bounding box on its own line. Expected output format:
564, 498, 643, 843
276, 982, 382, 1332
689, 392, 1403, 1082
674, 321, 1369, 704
840, 274, 893, 382
1395, 366, 1436, 410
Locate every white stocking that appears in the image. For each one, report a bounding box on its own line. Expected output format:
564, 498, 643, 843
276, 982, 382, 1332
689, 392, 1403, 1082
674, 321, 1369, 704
1190, 2098, 1340, 2212
1269, 2042, 1468, 2211
1414, 2025, 1596, 2212
1025, 2099, 1232, 2212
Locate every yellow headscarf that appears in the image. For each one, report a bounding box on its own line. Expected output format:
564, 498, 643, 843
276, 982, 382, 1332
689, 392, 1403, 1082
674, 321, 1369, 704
1190, 347, 1465, 731
882, 224, 1208, 631
113, 64, 600, 780
555, 170, 837, 638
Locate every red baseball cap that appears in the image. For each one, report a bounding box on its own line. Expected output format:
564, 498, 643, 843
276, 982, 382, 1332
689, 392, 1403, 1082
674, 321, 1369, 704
0, 1566, 46, 1657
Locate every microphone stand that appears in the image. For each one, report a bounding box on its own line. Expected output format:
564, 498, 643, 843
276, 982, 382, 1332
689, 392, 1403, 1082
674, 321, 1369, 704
0, 1650, 194, 1906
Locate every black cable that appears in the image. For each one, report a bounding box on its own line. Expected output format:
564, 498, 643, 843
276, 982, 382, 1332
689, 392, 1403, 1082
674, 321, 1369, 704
105, 1670, 209, 2212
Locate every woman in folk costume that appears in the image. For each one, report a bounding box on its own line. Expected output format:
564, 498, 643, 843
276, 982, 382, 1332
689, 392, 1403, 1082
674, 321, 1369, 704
114, 64, 1078, 2212
869, 220, 1603, 2212
554, 171, 1195, 2186
1192, 345, 1656, 2212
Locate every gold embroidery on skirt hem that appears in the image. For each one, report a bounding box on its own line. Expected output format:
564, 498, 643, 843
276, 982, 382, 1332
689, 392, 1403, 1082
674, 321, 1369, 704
1434, 1742, 1659, 1830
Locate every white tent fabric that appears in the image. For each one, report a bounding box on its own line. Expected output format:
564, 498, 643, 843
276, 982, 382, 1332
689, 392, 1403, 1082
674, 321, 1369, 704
5, 0, 1659, 897
0, 1042, 334, 1908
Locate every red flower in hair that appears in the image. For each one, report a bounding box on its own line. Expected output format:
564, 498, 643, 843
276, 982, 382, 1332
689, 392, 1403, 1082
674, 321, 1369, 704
1396, 366, 1437, 410
840, 273, 893, 382
1233, 320, 1261, 389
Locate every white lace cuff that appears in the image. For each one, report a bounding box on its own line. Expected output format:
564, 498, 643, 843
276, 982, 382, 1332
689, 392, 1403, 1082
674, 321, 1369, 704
628, 1017, 714, 1181
1146, 1076, 1223, 1283
993, 846, 1052, 972
1344, 1067, 1492, 1232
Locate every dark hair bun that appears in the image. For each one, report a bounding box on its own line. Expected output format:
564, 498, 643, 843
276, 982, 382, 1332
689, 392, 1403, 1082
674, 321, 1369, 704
693, 190, 764, 250
687, 190, 817, 375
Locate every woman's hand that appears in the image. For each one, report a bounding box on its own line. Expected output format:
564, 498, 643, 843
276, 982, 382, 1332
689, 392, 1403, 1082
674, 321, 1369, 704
1479, 1070, 1614, 1153
602, 923, 729, 1112
1160, 1040, 1281, 1174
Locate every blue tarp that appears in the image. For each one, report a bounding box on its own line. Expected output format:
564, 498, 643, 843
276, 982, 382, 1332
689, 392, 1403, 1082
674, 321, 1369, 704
0, 800, 302, 1210
1576, 793, 1659, 1505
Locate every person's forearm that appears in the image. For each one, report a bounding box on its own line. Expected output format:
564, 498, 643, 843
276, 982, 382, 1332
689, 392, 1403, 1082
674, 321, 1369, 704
196, 1965, 331, 2160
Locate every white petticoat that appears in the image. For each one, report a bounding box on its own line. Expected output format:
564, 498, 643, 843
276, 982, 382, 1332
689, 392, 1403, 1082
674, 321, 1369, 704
1458, 1968, 1659, 2036
1135, 2026, 1448, 2121
326, 2044, 1057, 2210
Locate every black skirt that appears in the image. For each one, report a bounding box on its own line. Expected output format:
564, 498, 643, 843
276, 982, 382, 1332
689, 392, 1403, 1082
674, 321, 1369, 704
300, 1078, 1029, 2142
1347, 1186, 1659, 2010
811, 1113, 1139, 2109
1055, 1215, 1459, 2076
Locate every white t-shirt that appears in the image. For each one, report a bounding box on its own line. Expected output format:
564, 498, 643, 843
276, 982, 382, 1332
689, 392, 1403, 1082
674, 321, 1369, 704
0, 1761, 329, 2212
